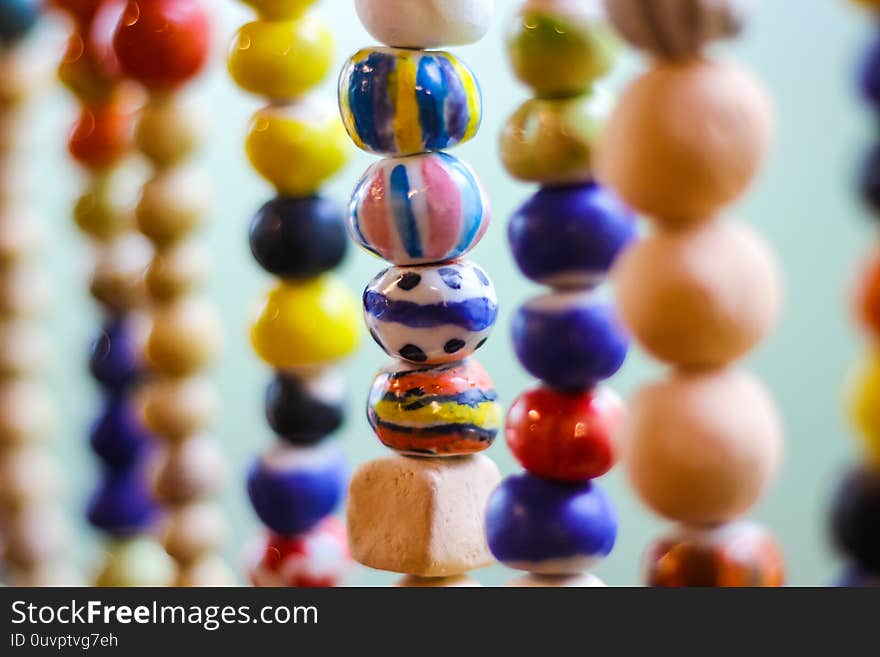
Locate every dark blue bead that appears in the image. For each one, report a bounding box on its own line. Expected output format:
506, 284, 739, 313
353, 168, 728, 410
830, 465, 880, 574
485, 473, 617, 573
836, 568, 880, 587
860, 34, 880, 107
266, 372, 345, 446
509, 183, 637, 288
89, 319, 143, 392
89, 396, 154, 467
0, 0, 41, 44
87, 466, 157, 536
859, 144, 880, 216
249, 196, 348, 279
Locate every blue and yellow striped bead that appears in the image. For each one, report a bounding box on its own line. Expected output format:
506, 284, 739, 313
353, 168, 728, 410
339, 47, 482, 157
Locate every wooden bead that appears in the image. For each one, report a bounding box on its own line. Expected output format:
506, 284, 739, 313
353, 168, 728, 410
0, 261, 50, 316
0, 380, 55, 446
139, 376, 218, 443
613, 219, 781, 368
146, 296, 222, 376
0, 319, 51, 376
396, 575, 481, 587
152, 434, 228, 504
623, 369, 782, 526
3, 504, 72, 568
0, 207, 43, 263
146, 240, 210, 303
161, 501, 229, 564
596, 59, 773, 226
355, 0, 492, 48
94, 537, 175, 587
9, 562, 84, 587
89, 234, 152, 314
507, 573, 606, 588
0, 447, 62, 510
176, 553, 238, 587
135, 94, 205, 168
73, 171, 131, 241
136, 165, 211, 246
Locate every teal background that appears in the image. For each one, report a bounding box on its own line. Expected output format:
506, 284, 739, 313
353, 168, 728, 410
23, 0, 874, 586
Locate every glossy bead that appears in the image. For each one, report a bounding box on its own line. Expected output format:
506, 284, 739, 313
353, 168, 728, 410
153, 434, 227, 504
506, 385, 624, 482
89, 396, 153, 467
74, 170, 130, 241
860, 36, 880, 107
506, 0, 618, 97
349, 153, 490, 265
68, 100, 133, 171
354, 0, 492, 48
859, 144, 880, 216
339, 47, 481, 156
367, 359, 501, 456
245, 100, 349, 196
249, 196, 347, 279
266, 369, 345, 446
364, 262, 497, 365
512, 291, 629, 391
145, 240, 210, 303
645, 522, 785, 587
228, 17, 333, 99
486, 473, 617, 574
509, 183, 637, 288
856, 252, 880, 340
87, 466, 157, 535
247, 443, 348, 536
135, 94, 204, 168
240, 0, 316, 20
830, 466, 880, 574
250, 276, 360, 370
623, 369, 783, 525
94, 537, 174, 587
850, 352, 880, 462
90, 234, 152, 313
89, 319, 143, 392
146, 296, 222, 376
0, 0, 41, 44
136, 165, 211, 246
140, 376, 218, 443
0, 381, 55, 446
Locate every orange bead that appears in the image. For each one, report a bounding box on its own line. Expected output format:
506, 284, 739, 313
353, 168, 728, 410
855, 250, 880, 338
68, 99, 134, 170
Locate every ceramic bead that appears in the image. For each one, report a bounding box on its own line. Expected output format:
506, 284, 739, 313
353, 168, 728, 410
596, 59, 773, 226
0, 447, 62, 510
68, 99, 133, 171
614, 219, 781, 368
89, 396, 153, 467
90, 234, 152, 313
509, 183, 636, 288
145, 240, 210, 303
507, 573, 607, 588
512, 291, 629, 391
0, 0, 41, 44
831, 466, 880, 574
146, 296, 223, 376
367, 359, 502, 457
240, 0, 317, 20
140, 376, 218, 443
0, 207, 43, 263
364, 262, 497, 365
354, 0, 492, 48
135, 94, 204, 168
228, 17, 333, 99
0, 319, 51, 377
249, 196, 347, 279
161, 502, 229, 564
152, 433, 228, 504
73, 170, 130, 241
250, 276, 360, 370
94, 537, 174, 587
87, 465, 157, 535
506, 0, 618, 97
340, 47, 481, 156
0, 380, 55, 446
623, 369, 783, 525
247, 443, 348, 537
266, 369, 345, 446
89, 318, 144, 392
245, 99, 350, 196
136, 165, 212, 246
486, 473, 617, 574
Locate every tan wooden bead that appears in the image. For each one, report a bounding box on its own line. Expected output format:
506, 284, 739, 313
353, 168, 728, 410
507, 573, 607, 587
3, 504, 72, 569
94, 537, 175, 587
135, 94, 205, 168
176, 553, 238, 587
0, 261, 50, 317
146, 296, 222, 376
139, 376, 219, 443
0, 379, 55, 446
161, 501, 229, 565
152, 434, 228, 505
0, 318, 51, 376
9, 561, 84, 587
74, 173, 132, 242
0, 207, 43, 263
0, 446, 62, 510
146, 240, 211, 303
396, 575, 481, 587
136, 166, 211, 246
89, 234, 152, 314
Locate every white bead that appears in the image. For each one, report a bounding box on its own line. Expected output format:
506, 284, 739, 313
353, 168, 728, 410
355, 0, 494, 48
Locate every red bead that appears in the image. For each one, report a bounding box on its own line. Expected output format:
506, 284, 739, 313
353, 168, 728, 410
68, 97, 134, 169
855, 250, 880, 338
112, 0, 211, 90
505, 385, 624, 482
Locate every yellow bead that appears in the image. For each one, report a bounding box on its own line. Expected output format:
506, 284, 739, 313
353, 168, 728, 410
245, 99, 350, 195
74, 172, 131, 241
228, 17, 334, 99
135, 95, 205, 168
241, 0, 317, 20
849, 351, 880, 463
250, 276, 360, 370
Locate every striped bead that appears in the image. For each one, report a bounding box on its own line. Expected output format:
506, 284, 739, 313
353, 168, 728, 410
339, 47, 481, 156
349, 153, 490, 265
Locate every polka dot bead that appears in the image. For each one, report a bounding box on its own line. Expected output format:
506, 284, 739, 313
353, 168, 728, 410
89, 396, 153, 467
485, 473, 618, 575
266, 369, 345, 446
89, 319, 144, 392
87, 466, 157, 535
0, 0, 41, 44
340, 47, 481, 156
364, 261, 497, 365
349, 153, 490, 266
830, 466, 880, 574
354, 0, 492, 48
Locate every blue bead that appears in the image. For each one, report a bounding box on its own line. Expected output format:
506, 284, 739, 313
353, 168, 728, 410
860, 34, 880, 107
512, 292, 629, 391
87, 466, 157, 536
89, 396, 154, 467
0, 0, 40, 44
246, 444, 348, 536
509, 183, 637, 288
89, 319, 143, 392
485, 473, 617, 574
836, 568, 880, 587
266, 370, 346, 446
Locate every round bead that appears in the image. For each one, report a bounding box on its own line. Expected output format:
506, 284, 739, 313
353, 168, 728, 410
0, 0, 40, 44
837, 569, 880, 587
367, 359, 501, 456
87, 466, 157, 535
161, 501, 228, 564
855, 252, 880, 340
73, 170, 131, 241
860, 36, 880, 107
596, 59, 773, 226
645, 522, 785, 587
89, 318, 143, 392
250, 276, 360, 370
0, 380, 54, 447
266, 369, 345, 446
240, 0, 316, 20
0, 207, 43, 263
152, 433, 227, 504
136, 165, 211, 246
849, 351, 880, 462
90, 234, 152, 313
512, 291, 629, 391
486, 473, 618, 574
830, 466, 880, 574
245, 99, 349, 196
349, 153, 491, 265
145, 239, 210, 303
3, 504, 72, 568
146, 296, 222, 376
859, 144, 880, 216
176, 554, 237, 587
249, 196, 347, 279
354, 0, 492, 48
506, 0, 618, 97
57, 33, 116, 106
623, 369, 783, 525
134, 94, 204, 168
89, 396, 153, 467
0, 447, 62, 510
339, 47, 481, 156
614, 219, 781, 369
140, 376, 218, 443
228, 17, 332, 99
94, 537, 174, 587
506, 385, 624, 482
364, 261, 497, 365
246, 443, 348, 536
0, 319, 51, 377
68, 99, 133, 171
508, 183, 637, 288
0, 261, 49, 316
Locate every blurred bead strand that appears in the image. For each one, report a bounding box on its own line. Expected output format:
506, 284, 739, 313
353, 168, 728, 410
599, 0, 786, 586
112, 0, 234, 586
341, 1, 502, 587
228, 0, 358, 587
482, 0, 634, 588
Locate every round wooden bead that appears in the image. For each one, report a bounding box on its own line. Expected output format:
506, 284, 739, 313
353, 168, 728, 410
830, 466, 880, 574
245, 99, 349, 197
486, 473, 617, 574
364, 262, 497, 365
247, 443, 348, 536
228, 17, 333, 99
0, 207, 43, 263
249, 196, 347, 279
0, 0, 41, 44
89, 318, 144, 392
250, 276, 360, 370
135, 94, 205, 168
644, 522, 785, 587
87, 465, 157, 535
506, 385, 624, 482
146, 296, 222, 376
509, 183, 636, 288
354, 0, 492, 48
9, 562, 84, 587
506, 0, 618, 97
145, 239, 210, 303
0, 447, 62, 509
623, 369, 783, 525
0, 261, 49, 317
266, 369, 345, 446
94, 537, 174, 587
367, 359, 501, 456
0, 319, 51, 376
176, 554, 237, 587
90, 234, 152, 313
339, 47, 481, 156
613, 219, 781, 369
152, 433, 227, 504
68, 99, 133, 171
0, 380, 55, 446
73, 170, 131, 241
89, 396, 153, 467
240, 0, 317, 20
500, 91, 610, 185
596, 59, 773, 226
512, 291, 629, 391
136, 165, 211, 246
161, 501, 228, 564
139, 376, 218, 443
3, 504, 72, 568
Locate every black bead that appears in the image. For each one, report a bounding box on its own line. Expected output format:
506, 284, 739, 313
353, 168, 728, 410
859, 145, 880, 216
830, 465, 880, 574
249, 196, 348, 279
265, 373, 345, 446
